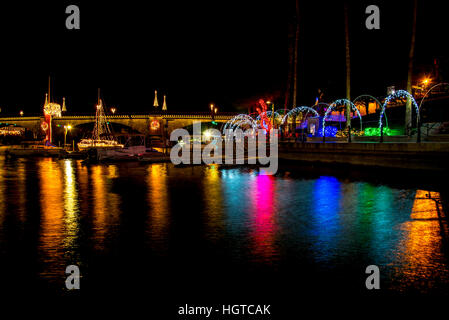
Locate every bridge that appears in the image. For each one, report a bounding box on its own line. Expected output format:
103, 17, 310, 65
0, 112, 237, 138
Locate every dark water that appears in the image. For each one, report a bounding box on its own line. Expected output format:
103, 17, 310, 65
0, 155, 448, 303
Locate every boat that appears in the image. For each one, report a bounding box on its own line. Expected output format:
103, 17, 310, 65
94, 134, 169, 162
5, 141, 67, 158
78, 95, 124, 151
78, 92, 169, 162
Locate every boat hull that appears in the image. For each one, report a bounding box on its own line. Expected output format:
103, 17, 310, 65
6, 147, 66, 158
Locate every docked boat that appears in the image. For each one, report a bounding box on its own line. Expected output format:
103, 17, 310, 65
78, 96, 124, 151
5, 142, 67, 158
93, 134, 168, 162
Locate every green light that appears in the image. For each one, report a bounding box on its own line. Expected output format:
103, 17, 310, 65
212, 121, 217, 125
364, 127, 402, 136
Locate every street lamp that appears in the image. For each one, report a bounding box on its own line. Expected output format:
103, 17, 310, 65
111, 107, 116, 114
64, 125, 72, 149
20, 110, 24, 116
266, 100, 275, 131
210, 104, 216, 121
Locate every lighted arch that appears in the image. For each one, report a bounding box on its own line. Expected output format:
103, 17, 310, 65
256, 111, 281, 121
353, 94, 388, 128
419, 82, 449, 112
282, 106, 319, 124
223, 114, 258, 133
379, 90, 418, 128
322, 99, 362, 136
256, 111, 282, 130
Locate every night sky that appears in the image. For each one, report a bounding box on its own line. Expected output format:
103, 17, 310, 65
0, 1, 447, 115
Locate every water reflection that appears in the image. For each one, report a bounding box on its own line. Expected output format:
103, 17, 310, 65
203, 165, 224, 241
63, 160, 79, 253
392, 190, 449, 292
147, 163, 170, 247
16, 160, 27, 223
0, 157, 7, 232
91, 165, 121, 249
38, 159, 65, 276
0, 156, 448, 293
248, 174, 277, 261
311, 176, 342, 265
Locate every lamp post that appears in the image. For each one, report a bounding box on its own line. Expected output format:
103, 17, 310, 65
64, 125, 72, 150
20, 110, 24, 116
417, 82, 449, 143
111, 107, 116, 115
210, 104, 214, 120
266, 101, 275, 131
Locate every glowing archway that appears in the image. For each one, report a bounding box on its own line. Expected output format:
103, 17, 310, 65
223, 114, 258, 133
419, 82, 449, 113
379, 90, 418, 128
282, 106, 319, 124
322, 99, 362, 136
353, 94, 388, 129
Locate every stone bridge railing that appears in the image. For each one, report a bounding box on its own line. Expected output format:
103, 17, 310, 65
0, 112, 239, 135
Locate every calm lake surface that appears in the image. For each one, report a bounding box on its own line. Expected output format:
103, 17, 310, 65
0, 155, 448, 299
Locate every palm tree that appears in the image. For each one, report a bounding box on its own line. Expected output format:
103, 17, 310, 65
344, 2, 351, 128
405, 0, 418, 135
292, 0, 300, 108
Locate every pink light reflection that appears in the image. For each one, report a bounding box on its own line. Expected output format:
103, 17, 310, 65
249, 174, 277, 261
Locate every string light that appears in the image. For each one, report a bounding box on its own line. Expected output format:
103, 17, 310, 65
322, 99, 362, 136
223, 114, 258, 132
379, 90, 418, 128
44, 102, 62, 117
282, 106, 319, 124
316, 126, 337, 137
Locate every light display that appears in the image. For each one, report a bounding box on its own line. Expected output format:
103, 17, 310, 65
282, 106, 319, 124
379, 90, 418, 128
44, 102, 62, 117
418, 82, 449, 113
316, 126, 337, 137
0, 126, 25, 136
256, 99, 272, 132
322, 99, 362, 136
150, 120, 160, 130
41, 122, 49, 131
43, 102, 62, 144
78, 99, 124, 150
256, 111, 282, 129
223, 114, 258, 133
336, 128, 364, 137
364, 127, 403, 136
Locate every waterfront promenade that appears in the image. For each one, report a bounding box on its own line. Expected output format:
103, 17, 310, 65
279, 140, 449, 171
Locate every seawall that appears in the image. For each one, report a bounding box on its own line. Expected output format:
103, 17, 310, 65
278, 142, 449, 172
